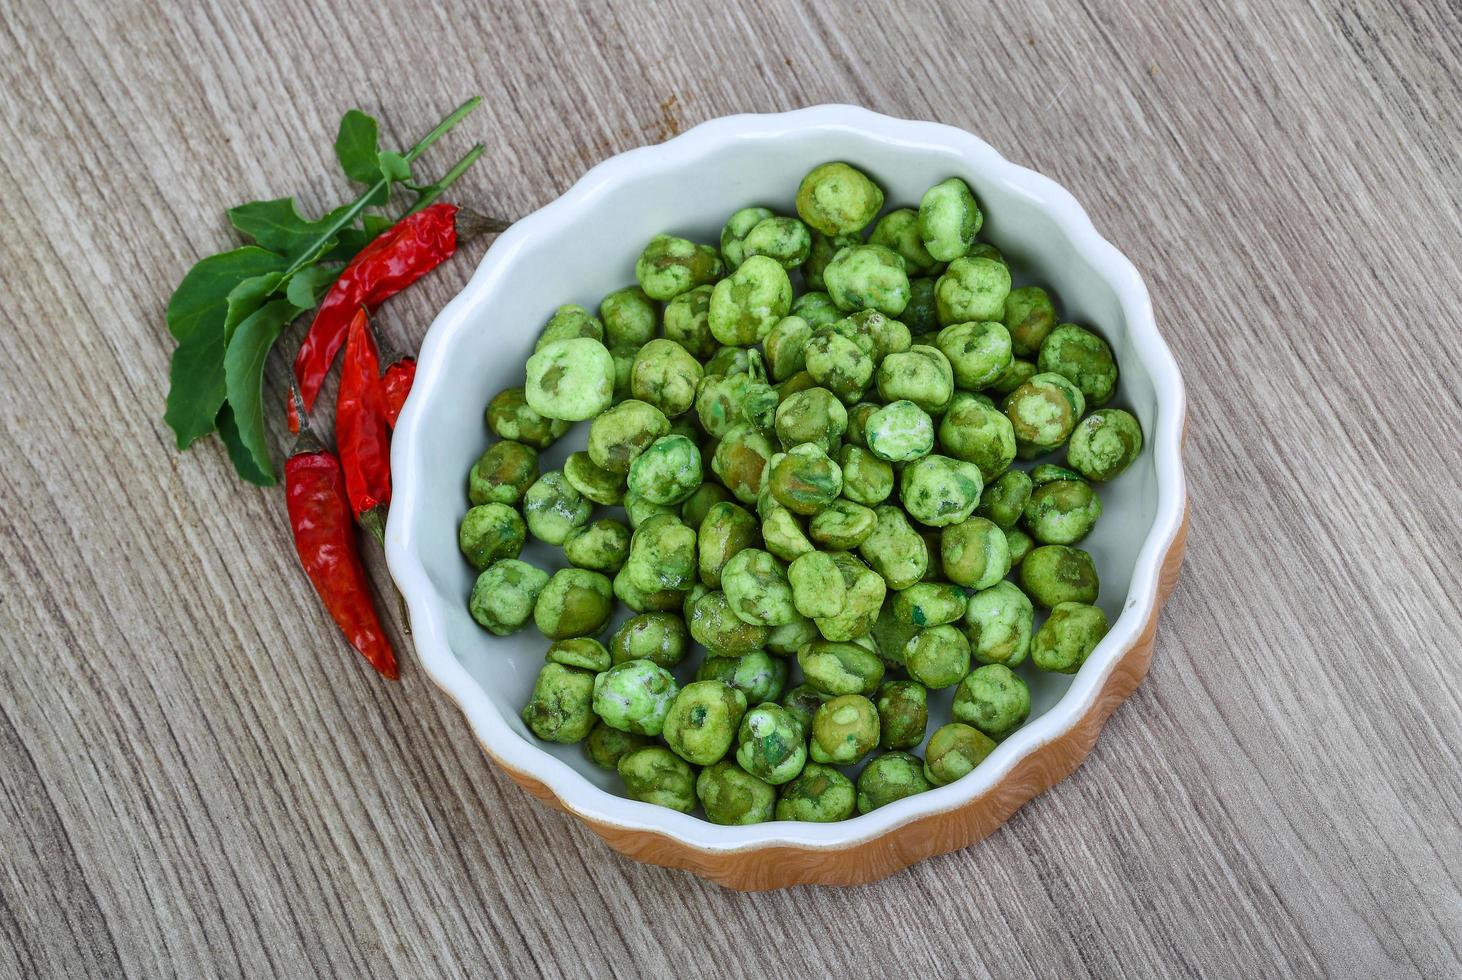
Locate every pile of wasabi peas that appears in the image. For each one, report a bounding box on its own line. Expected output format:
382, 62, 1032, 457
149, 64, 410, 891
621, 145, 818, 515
459, 161, 1144, 824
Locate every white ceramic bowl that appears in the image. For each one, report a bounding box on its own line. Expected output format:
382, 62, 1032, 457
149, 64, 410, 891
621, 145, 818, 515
387, 105, 1186, 887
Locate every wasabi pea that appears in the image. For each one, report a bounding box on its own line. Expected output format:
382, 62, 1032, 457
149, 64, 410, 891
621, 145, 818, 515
547, 637, 611, 672
621, 491, 676, 530
796, 162, 884, 235
869, 207, 939, 276
876, 679, 928, 750
587, 399, 670, 474
458, 503, 525, 570
563, 518, 632, 572
736, 704, 807, 784
935, 255, 1011, 324
939, 391, 1017, 483
611, 612, 689, 668
823, 244, 911, 316
485, 386, 570, 449
1020, 545, 1099, 606
808, 499, 877, 550
963, 581, 1033, 667
809, 694, 880, 765
720, 206, 775, 269
780, 683, 829, 734
859, 505, 928, 590
626, 434, 703, 505
768, 442, 843, 515
535, 304, 603, 351
975, 469, 1033, 528
798, 639, 884, 696
924, 723, 996, 786
837, 444, 894, 506
623, 514, 697, 593
695, 371, 756, 440
631, 338, 704, 417
680, 482, 733, 529
618, 746, 696, 812
705, 345, 753, 376
940, 516, 1010, 590
790, 290, 842, 329
918, 177, 981, 262
899, 454, 984, 527
534, 568, 613, 639
856, 751, 931, 813
1005, 526, 1034, 567
804, 331, 874, 403
813, 555, 886, 641
609, 342, 637, 400
1023, 477, 1102, 544
563, 451, 626, 506
765, 615, 819, 657
776, 370, 819, 401
774, 387, 847, 452
634, 233, 722, 301
831, 309, 911, 363
1039, 323, 1117, 406
952, 663, 1030, 740
1004, 372, 1085, 456
891, 582, 970, 627
520, 663, 597, 743
742, 215, 813, 269
775, 763, 857, 822
761, 502, 815, 562
585, 721, 652, 769
991, 357, 1038, 396
469, 559, 549, 635
1003, 285, 1057, 357
788, 551, 848, 619
593, 659, 678, 735
522, 471, 592, 546
663, 680, 746, 765
864, 399, 934, 463
1032, 601, 1109, 673
722, 548, 798, 626
764, 315, 813, 381
1067, 408, 1143, 481
468, 440, 539, 506
697, 649, 787, 704
697, 761, 776, 825
689, 590, 769, 655
875, 344, 954, 414
663, 284, 717, 359
903, 624, 971, 689
844, 402, 878, 447
697, 501, 762, 588
709, 254, 793, 345
804, 232, 860, 292
712, 423, 775, 504
936, 320, 1013, 390
524, 337, 615, 421
599, 285, 658, 348
903, 276, 939, 335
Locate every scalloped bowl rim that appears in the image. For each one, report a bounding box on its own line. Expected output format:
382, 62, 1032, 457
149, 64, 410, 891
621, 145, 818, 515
386, 104, 1186, 853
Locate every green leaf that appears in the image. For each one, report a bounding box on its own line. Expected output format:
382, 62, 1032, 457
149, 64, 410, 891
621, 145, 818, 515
222, 299, 305, 483
223, 273, 285, 346
335, 109, 382, 184
227, 199, 355, 262
322, 213, 396, 262
378, 150, 411, 183
285, 264, 340, 309
216, 404, 276, 486
164, 247, 290, 448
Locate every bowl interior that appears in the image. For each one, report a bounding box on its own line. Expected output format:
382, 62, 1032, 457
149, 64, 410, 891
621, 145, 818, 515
392, 113, 1169, 827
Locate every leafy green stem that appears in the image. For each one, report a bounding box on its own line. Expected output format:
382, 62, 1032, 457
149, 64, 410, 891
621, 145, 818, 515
405, 143, 486, 216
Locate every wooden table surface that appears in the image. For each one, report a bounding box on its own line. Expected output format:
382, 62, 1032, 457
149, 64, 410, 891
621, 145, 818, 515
3, 1, 1459, 976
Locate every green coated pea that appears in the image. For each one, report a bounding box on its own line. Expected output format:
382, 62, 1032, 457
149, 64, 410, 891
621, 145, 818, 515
625, 434, 703, 506
697, 761, 776, 825
805, 233, 860, 293
935, 256, 1011, 324
522, 471, 592, 545
708, 255, 793, 346
677, 483, 730, 529
918, 177, 982, 262
722, 548, 799, 626
600, 285, 659, 348
775, 370, 820, 401
903, 276, 939, 335
843, 402, 877, 448
775, 763, 856, 822
585, 721, 652, 770
791, 289, 843, 328
622, 491, 676, 530
1067, 408, 1143, 481
976, 469, 1033, 528
796, 162, 884, 236
991, 357, 1038, 396
563, 451, 626, 506
458, 503, 525, 570
711, 423, 775, 504
736, 704, 807, 784
468, 440, 539, 506
761, 502, 815, 562
808, 499, 878, 550
1030, 463, 1084, 486
696, 501, 761, 588
903, 624, 971, 689
593, 659, 678, 735
1004, 372, 1086, 456
875, 345, 954, 414
1039, 323, 1117, 406
876, 679, 929, 750
611, 612, 690, 668
837, 445, 894, 506
764, 315, 812, 381
1032, 601, 1109, 673
1005, 526, 1034, 567
856, 751, 931, 813
520, 663, 597, 743
924, 723, 996, 786
534, 568, 613, 639
609, 343, 638, 401
704, 346, 753, 377
963, 581, 1033, 667
695, 371, 755, 440
721, 206, 775, 269
869, 207, 939, 276
618, 746, 696, 812
663, 680, 747, 765
798, 639, 885, 696
587, 399, 670, 474
697, 649, 787, 704
623, 514, 697, 593
546, 637, 611, 672
765, 615, 819, 658
768, 442, 843, 515
939, 392, 1017, 484
635, 234, 722, 301
1003, 286, 1057, 357
561, 519, 629, 574
969, 243, 1005, 263
940, 516, 1010, 590
524, 338, 615, 421
823, 244, 911, 317
689, 590, 769, 655
470, 559, 549, 635
804, 331, 874, 403
612, 564, 683, 614
936, 320, 1013, 390
662, 284, 718, 359
535, 303, 604, 351
787, 551, 847, 619
780, 683, 829, 734
485, 386, 570, 449
952, 663, 1030, 740
774, 387, 847, 453
831, 309, 913, 364
743, 216, 813, 269
892, 582, 970, 627
899, 454, 985, 527
859, 505, 929, 590
1024, 478, 1102, 544
863, 400, 934, 463
814, 553, 886, 641
809, 694, 880, 765
631, 339, 704, 417
1020, 545, 1099, 606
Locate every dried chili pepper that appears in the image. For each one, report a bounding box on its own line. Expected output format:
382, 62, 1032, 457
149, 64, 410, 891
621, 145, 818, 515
292, 203, 508, 413
380, 353, 416, 429
336, 308, 392, 541
284, 403, 398, 680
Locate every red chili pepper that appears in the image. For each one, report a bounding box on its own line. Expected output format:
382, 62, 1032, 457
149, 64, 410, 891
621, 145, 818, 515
285, 410, 398, 680
293, 203, 459, 414
285, 387, 302, 435
336, 308, 392, 542
380, 354, 416, 429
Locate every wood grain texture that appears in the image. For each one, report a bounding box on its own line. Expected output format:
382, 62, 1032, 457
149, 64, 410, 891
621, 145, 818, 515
0, 0, 1458, 976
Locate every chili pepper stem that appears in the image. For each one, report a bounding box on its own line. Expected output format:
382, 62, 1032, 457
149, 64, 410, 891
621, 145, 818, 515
455, 206, 513, 241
